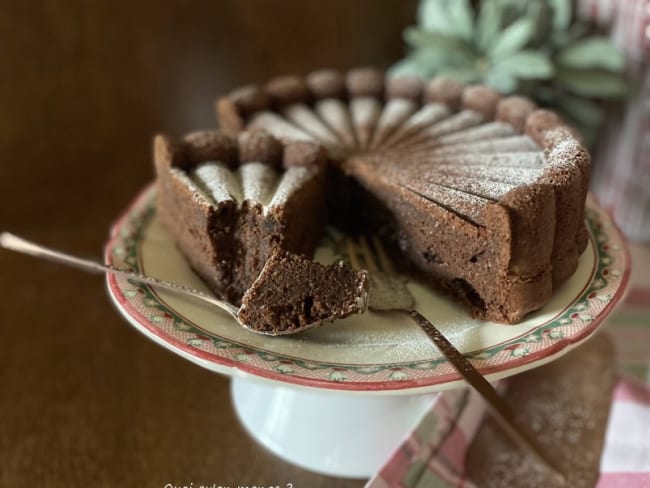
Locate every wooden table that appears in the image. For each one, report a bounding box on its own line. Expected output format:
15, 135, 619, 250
0, 2, 416, 485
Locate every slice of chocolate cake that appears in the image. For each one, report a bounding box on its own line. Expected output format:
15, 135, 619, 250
238, 249, 369, 333
465, 334, 615, 487
216, 68, 591, 323
154, 130, 328, 305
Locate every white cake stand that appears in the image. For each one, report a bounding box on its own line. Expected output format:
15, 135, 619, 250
106, 185, 630, 478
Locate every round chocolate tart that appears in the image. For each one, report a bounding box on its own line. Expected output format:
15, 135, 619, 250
215, 68, 590, 323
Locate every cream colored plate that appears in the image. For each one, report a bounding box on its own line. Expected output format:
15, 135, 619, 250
106, 186, 630, 393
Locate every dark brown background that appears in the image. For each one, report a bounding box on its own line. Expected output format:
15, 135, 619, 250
0, 1, 417, 486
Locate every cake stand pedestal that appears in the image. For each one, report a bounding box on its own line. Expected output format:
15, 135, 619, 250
231, 376, 437, 478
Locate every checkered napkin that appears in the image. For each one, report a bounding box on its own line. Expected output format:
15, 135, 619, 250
366, 288, 650, 488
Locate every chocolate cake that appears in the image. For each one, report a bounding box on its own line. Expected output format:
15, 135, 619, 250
154, 130, 331, 306
216, 68, 591, 323
239, 249, 369, 333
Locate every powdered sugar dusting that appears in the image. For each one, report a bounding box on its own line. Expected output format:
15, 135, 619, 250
170, 168, 214, 208
403, 102, 450, 131
267, 166, 315, 210
315, 98, 358, 148
235, 86, 572, 219
423, 110, 484, 138
427, 164, 543, 186
428, 135, 539, 156
350, 97, 382, 148
282, 104, 341, 146
545, 129, 583, 169
466, 336, 614, 488
192, 162, 242, 204
429, 152, 545, 169
387, 110, 485, 153
437, 121, 515, 145
400, 179, 490, 224
381, 102, 450, 148
188, 161, 317, 214
240, 162, 277, 205
248, 111, 315, 143
423, 174, 516, 200
370, 98, 418, 148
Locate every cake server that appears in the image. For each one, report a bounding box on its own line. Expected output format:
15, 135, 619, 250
0, 232, 326, 336
344, 235, 566, 484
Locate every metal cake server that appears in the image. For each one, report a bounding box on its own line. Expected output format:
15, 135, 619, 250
0, 232, 326, 336
344, 235, 566, 484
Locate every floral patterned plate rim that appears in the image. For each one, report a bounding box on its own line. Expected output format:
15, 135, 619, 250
105, 184, 630, 394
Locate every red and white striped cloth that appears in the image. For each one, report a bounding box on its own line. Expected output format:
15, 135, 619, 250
580, 0, 650, 242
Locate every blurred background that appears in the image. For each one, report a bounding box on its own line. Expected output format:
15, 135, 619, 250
0, 0, 417, 235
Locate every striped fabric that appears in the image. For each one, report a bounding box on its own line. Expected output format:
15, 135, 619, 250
581, 0, 650, 242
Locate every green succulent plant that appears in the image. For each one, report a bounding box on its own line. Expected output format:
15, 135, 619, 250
391, 0, 628, 145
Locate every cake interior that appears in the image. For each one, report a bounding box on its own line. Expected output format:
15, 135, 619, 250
155, 132, 327, 306
238, 249, 369, 333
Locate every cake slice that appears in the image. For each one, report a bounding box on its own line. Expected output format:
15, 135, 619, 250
154, 129, 328, 305
239, 249, 369, 333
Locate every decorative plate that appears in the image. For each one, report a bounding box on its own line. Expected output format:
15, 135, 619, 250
106, 185, 630, 393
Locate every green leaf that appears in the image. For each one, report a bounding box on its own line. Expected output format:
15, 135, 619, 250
500, 0, 528, 25
433, 66, 481, 84
556, 68, 629, 97
557, 37, 626, 71
556, 94, 605, 126
531, 85, 557, 104
492, 51, 554, 79
405, 27, 466, 50
404, 28, 475, 65
566, 21, 589, 43
485, 70, 518, 93
417, 0, 449, 32
549, 0, 572, 33
477, 0, 502, 51
490, 17, 535, 58
446, 0, 474, 41
389, 58, 433, 79
410, 47, 469, 72
417, 0, 473, 39
526, 1, 553, 47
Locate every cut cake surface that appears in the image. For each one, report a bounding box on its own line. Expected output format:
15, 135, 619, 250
154, 130, 328, 306
239, 249, 369, 333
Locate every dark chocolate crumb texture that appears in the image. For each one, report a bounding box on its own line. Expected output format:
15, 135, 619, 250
154, 130, 329, 306
214, 68, 590, 324
239, 249, 369, 333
